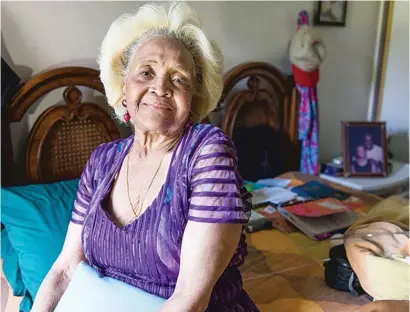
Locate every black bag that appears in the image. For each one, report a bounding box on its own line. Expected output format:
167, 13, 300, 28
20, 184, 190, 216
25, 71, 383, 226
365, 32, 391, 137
324, 244, 368, 297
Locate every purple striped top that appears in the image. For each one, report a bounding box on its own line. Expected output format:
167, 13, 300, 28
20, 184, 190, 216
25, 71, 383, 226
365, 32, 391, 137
71, 124, 258, 311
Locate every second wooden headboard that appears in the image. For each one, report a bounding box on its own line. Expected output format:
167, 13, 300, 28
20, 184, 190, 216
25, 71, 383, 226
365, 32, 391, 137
219, 62, 300, 173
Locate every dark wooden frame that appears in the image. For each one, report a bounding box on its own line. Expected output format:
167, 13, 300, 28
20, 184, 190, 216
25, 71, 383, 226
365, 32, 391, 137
220, 62, 301, 173
1, 67, 121, 186
314, 1, 348, 27
342, 121, 388, 177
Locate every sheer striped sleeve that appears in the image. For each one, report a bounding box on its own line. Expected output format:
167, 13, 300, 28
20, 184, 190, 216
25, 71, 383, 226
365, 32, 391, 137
188, 131, 251, 224
71, 147, 98, 225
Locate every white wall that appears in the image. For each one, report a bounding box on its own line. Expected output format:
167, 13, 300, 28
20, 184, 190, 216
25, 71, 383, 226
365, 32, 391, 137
379, 1, 409, 162
1, 1, 380, 163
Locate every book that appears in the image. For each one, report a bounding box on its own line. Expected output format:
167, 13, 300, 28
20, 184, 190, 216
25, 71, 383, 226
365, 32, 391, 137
290, 181, 350, 201
342, 196, 365, 210
251, 187, 298, 207
284, 198, 350, 217
278, 198, 360, 240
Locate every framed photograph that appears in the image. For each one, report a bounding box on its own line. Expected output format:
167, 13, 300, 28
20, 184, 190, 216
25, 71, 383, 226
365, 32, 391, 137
314, 1, 348, 27
342, 121, 388, 177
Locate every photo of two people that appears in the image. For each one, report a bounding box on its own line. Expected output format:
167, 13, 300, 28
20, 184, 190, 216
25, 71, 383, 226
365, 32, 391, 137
343, 122, 388, 177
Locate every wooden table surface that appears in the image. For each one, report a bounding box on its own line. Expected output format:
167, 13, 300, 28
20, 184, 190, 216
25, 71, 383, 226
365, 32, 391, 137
241, 172, 382, 312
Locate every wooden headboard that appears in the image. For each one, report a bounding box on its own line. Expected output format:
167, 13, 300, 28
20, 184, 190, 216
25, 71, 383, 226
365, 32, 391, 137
1, 67, 121, 186
219, 62, 300, 176
2, 62, 300, 186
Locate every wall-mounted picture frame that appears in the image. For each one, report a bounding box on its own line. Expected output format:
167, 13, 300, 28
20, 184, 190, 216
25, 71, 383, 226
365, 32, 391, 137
314, 1, 348, 27
342, 121, 388, 177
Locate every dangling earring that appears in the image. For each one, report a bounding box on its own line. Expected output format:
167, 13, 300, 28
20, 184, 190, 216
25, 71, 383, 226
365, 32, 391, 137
122, 99, 131, 123
185, 117, 192, 129
123, 112, 131, 123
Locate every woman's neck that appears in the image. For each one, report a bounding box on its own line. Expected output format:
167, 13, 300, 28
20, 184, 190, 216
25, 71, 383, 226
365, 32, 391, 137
132, 128, 182, 158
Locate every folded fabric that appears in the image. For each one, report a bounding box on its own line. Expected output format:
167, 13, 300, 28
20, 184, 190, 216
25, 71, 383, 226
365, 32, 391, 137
345, 196, 410, 301
55, 261, 166, 312
346, 195, 409, 232
365, 253, 409, 301
1, 179, 79, 311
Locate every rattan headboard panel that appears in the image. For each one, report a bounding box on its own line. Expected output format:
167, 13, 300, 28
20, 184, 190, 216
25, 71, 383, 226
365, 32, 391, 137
2, 67, 121, 185
40, 118, 107, 181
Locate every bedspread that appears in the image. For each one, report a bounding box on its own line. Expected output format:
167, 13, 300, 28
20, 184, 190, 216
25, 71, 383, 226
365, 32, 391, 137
240, 172, 383, 312
241, 230, 371, 312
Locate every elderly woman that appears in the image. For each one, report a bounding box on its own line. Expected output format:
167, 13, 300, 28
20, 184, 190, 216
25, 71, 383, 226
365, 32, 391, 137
31, 2, 258, 312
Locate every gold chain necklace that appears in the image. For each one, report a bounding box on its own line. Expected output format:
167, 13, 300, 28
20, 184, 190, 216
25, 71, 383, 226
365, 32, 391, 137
126, 133, 183, 218
126, 149, 168, 218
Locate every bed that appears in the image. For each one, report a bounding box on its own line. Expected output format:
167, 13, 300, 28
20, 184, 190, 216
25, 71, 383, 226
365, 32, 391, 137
241, 172, 380, 312
1, 62, 371, 312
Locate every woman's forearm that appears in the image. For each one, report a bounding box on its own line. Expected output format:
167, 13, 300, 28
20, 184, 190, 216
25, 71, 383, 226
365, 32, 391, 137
30, 266, 71, 312
30, 222, 85, 311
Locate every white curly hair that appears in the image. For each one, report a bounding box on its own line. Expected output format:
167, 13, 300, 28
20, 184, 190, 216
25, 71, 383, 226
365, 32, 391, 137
98, 2, 224, 123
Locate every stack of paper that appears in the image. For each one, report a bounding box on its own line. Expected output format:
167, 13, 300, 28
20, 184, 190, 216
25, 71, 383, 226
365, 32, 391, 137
277, 198, 360, 240
256, 178, 291, 188
279, 206, 359, 240
252, 187, 298, 206
246, 210, 272, 233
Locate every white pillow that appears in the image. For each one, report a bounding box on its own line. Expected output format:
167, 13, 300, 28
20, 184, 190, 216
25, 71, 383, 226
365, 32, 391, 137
54, 262, 166, 312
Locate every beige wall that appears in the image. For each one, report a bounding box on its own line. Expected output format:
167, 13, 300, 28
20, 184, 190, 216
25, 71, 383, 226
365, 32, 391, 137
2, 1, 380, 163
